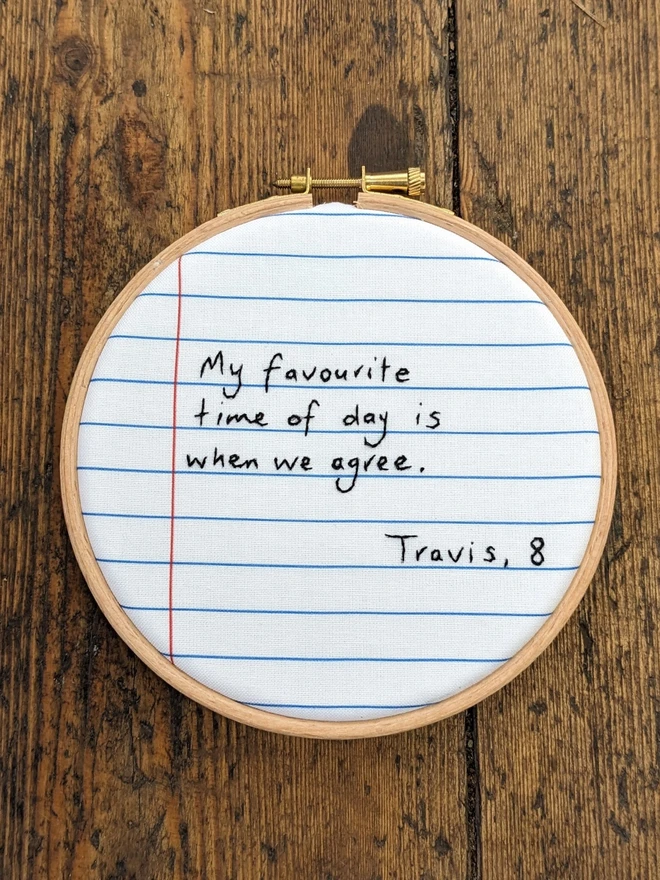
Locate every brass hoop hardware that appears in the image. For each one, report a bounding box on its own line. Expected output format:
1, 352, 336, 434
274, 166, 426, 198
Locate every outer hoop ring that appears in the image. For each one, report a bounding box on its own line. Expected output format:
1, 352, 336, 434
61, 192, 617, 739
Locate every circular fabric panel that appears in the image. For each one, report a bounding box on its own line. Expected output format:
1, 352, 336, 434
73, 201, 608, 726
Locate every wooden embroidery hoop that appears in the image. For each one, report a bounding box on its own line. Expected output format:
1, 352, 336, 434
60, 191, 617, 739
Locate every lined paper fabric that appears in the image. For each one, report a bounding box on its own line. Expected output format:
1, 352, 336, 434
77, 203, 601, 721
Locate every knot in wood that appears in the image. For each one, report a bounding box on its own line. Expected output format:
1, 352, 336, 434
57, 36, 94, 86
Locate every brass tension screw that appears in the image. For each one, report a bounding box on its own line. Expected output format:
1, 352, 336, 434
273, 167, 426, 198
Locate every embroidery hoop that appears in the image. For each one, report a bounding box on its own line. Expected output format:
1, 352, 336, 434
60, 191, 617, 739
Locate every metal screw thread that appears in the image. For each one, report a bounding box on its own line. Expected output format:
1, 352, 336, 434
274, 177, 361, 188
309, 178, 361, 187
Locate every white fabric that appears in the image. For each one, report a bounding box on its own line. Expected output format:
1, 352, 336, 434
77, 203, 601, 720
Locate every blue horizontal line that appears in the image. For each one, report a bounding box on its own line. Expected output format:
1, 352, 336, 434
108, 334, 572, 348
138, 292, 541, 304
279, 211, 416, 217
84, 512, 595, 525
122, 604, 551, 618
88, 377, 590, 392
166, 652, 509, 662
79, 421, 600, 437
79, 466, 601, 480
185, 250, 499, 262
251, 703, 425, 710
98, 558, 579, 571
82, 465, 601, 481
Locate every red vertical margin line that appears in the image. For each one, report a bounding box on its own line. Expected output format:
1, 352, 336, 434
168, 256, 184, 663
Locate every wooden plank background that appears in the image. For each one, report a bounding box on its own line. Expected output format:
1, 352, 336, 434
1, 0, 657, 876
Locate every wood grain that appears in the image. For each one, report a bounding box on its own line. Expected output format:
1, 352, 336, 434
458, 0, 660, 877
1, 0, 657, 875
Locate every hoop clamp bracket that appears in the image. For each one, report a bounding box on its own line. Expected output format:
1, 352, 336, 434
274, 166, 426, 198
